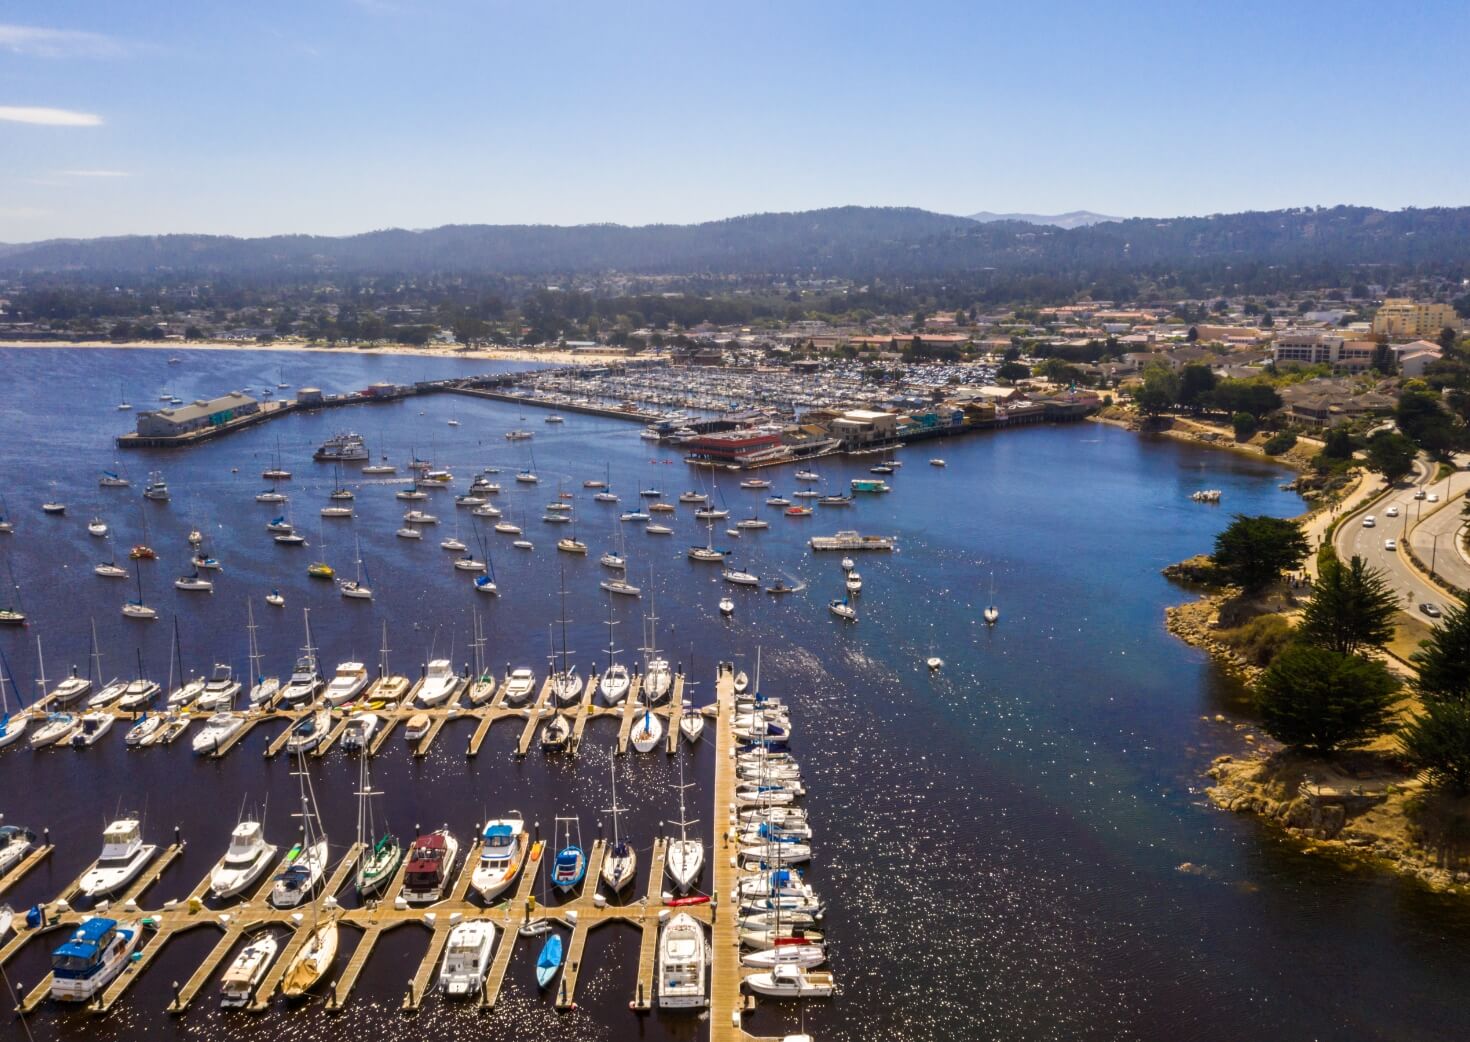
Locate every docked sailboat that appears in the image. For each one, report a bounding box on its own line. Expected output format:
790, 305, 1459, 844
210, 815, 278, 898
630, 706, 663, 753
246, 600, 279, 706
666, 750, 704, 892
354, 752, 401, 896
278, 610, 323, 706
271, 759, 330, 909
550, 573, 583, 705
285, 708, 331, 754
601, 755, 637, 891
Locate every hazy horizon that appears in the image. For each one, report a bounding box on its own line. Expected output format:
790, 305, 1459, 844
3, 1, 1468, 240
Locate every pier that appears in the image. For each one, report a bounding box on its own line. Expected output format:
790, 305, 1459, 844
3, 664, 787, 1041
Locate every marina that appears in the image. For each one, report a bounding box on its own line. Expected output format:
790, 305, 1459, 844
3, 345, 1459, 1042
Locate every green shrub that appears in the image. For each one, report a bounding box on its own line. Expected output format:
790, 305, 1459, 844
1217, 614, 1295, 666
1232, 411, 1258, 440
1262, 431, 1298, 456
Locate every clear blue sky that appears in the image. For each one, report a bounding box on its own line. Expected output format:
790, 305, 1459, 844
3, 0, 1467, 240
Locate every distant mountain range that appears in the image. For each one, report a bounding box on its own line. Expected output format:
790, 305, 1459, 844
2, 205, 1468, 281
967, 210, 1122, 229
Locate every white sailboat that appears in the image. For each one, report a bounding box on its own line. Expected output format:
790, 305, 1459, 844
338, 536, 373, 599
246, 600, 280, 706
666, 749, 704, 892
550, 570, 582, 705
642, 583, 672, 703
600, 753, 637, 891
630, 706, 663, 753
984, 569, 1000, 625
598, 593, 630, 705
271, 754, 331, 911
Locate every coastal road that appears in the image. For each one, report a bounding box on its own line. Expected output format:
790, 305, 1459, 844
1406, 459, 1470, 594
1334, 456, 1456, 617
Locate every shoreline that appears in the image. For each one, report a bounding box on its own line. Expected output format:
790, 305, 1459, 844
0, 338, 623, 367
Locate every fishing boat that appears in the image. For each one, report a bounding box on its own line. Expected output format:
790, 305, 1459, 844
601, 755, 637, 891
401, 829, 460, 903
417, 659, 464, 706
49, 917, 142, 1001
657, 912, 709, 1008
743, 965, 835, 998
340, 711, 379, 752
219, 934, 279, 1008
323, 661, 369, 706
439, 919, 496, 998
471, 813, 527, 901
354, 752, 401, 896
68, 711, 113, 747
209, 817, 278, 898
80, 818, 158, 897
666, 751, 704, 892
536, 933, 563, 988
630, 706, 663, 753
550, 817, 586, 891
143, 471, 170, 501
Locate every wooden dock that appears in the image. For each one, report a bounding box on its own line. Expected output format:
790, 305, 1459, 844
0, 841, 52, 896
2, 662, 788, 1042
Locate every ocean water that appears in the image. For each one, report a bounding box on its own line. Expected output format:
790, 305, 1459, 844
1, 346, 1467, 1042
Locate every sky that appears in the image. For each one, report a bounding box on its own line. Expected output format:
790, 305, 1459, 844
2, 0, 1468, 241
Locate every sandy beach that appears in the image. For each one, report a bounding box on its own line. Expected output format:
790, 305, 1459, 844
0, 338, 623, 366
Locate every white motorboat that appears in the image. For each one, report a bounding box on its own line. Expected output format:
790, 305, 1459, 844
417, 659, 464, 706
210, 819, 278, 898
845, 571, 863, 594
0, 825, 36, 875
840, 557, 855, 571
198, 663, 242, 711
439, 919, 496, 998
719, 597, 734, 616
630, 708, 663, 753
49, 917, 142, 1002
323, 661, 369, 706
68, 711, 114, 747
286, 708, 332, 754
404, 713, 431, 742
48, 671, 92, 705
191, 713, 244, 755
742, 964, 835, 998
502, 668, 536, 705
270, 836, 329, 908
219, 933, 279, 1007
79, 818, 158, 897
741, 943, 827, 969
470, 814, 527, 901
657, 912, 709, 1008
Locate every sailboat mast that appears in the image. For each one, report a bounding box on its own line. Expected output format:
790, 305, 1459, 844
90, 618, 103, 686
246, 600, 260, 690
558, 566, 570, 678
34, 635, 47, 701
379, 621, 390, 677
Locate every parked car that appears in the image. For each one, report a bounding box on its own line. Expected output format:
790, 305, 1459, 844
1420, 603, 1443, 618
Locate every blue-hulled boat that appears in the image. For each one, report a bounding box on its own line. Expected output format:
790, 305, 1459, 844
551, 844, 585, 891
535, 933, 563, 989
50, 917, 141, 1001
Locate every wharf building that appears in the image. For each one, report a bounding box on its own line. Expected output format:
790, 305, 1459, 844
134, 392, 260, 438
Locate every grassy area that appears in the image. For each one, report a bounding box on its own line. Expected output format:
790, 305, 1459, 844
1388, 613, 1435, 665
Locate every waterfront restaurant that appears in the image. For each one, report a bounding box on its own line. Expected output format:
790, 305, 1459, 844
682, 428, 785, 465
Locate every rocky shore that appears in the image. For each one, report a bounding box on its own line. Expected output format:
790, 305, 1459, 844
1207, 751, 1470, 892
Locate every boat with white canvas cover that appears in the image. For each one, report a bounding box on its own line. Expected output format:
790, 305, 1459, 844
741, 943, 827, 969
658, 912, 709, 1008
219, 933, 279, 1007
210, 817, 278, 898
439, 919, 496, 998
79, 818, 158, 897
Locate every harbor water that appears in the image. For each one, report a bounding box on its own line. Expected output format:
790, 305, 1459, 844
1, 346, 1468, 1041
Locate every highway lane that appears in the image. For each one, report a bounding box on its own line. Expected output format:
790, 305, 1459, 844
1406, 461, 1470, 594
1334, 456, 1454, 618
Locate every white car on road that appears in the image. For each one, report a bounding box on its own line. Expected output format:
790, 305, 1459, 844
1362, 516, 1376, 528
1384, 538, 1397, 550
1385, 506, 1400, 517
